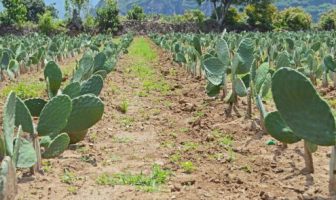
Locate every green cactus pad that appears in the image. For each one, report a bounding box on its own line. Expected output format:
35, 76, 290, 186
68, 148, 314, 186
67, 129, 88, 144
255, 63, 270, 95
37, 95, 72, 137
102, 59, 117, 73
264, 111, 301, 144
44, 61, 62, 97
63, 82, 81, 99
94, 52, 107, 72
206, 82, 221, 97
0, 156, 17, 200
63, 94, 104, 137
203, 57, 225, 86
324, 55, 336, 72
233, 78, 247, 97
80, 75, 104, 96
94, 70, 107, 80
272, 68, 336, 146
15, 97, 34, 135
24, 98, 47, 117
236, 38, 254, 74
15, 138, 37, 168
42, 133, 70, 159
216, 39, 230, 67
3, 92, 16, 157
276, 52, 291, 69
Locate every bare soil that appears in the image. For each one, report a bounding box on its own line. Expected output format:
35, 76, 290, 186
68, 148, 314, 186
16, 38, 331, 200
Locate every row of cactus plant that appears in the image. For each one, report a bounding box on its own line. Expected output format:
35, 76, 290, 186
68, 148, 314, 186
151, 32, 336, 198
0, 33, 133, 200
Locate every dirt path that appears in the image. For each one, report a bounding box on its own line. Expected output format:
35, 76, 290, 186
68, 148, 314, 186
17, 37, 330, 200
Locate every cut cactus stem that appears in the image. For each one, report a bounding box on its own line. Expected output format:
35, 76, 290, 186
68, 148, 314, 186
329, 146, 336, 200
303, 140, 314, 174
32, 135, 42, 173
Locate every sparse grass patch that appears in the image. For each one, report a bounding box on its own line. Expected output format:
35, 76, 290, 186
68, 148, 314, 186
42, 160, 52, 173
67, 186, 78, 194
128, 37, 157, 61
170, 153, 181, 163
182, 142, 199, 152
96, 164, 170, 192
181, 161, 195, 174
120, 116, 135, 127
112, 135, 133, 143
61, 169, 79, 185
118, 99, 129, 114
1, 81, 44, 99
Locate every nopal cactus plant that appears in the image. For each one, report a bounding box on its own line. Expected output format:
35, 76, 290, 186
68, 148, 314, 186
264, 67, 336, 198
44, 61, 62, 98
203, 37, 254, 117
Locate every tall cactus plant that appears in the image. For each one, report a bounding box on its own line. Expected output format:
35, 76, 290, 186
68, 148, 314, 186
265, 67, 336, 198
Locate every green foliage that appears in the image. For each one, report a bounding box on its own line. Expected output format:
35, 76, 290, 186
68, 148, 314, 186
83, 15, 96, 31
96, 0, 121, 33
1, 0, 27, 25
183, 9, 206, 24
274, 7, 312, 31
127, 5, 145, 21
96, 164, 170, 191
38, 11, 60, 35
319, 9, 336, 30
245, 3, 277, 31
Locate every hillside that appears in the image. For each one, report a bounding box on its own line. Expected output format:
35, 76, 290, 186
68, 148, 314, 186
0, 0, 335, 21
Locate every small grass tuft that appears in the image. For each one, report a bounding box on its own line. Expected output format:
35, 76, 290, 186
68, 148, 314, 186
181, 161, 195, 174
1, 81, 44, 99
96, 164, 170, 192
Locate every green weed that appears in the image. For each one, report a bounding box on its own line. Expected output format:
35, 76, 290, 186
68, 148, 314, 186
181, 161, 195, 174
1, 81, 44, 99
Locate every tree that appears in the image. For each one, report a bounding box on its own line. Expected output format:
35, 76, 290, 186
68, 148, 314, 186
65, 0, 89, 30
1, 0, 27, 25
22, 0, 57, 22
319, 9, 336, 30
96, 0, 120, 33
196, 0, 273, 28
274, 7, 312, 31
127, 5, 146, 21
245, 1, 277, 31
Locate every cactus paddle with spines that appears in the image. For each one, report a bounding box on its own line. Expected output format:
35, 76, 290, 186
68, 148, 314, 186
63, 94, 104, 144
15, 97, 34, 135
94, 70, 107, 79
264, 111, 301, 144
37, 95, 72, 137
42, 133, 70, 159
63, 82, 81, 99
44, 61, 62, 98
272, 67, 335, 146
93, 52, 107, 72
3, 92, 16, 157
80, 75, 104, 96
24, 98, 47, 117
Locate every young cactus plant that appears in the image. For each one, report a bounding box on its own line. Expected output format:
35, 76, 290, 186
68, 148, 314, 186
203, 37, 254, 117
264, 67, 336, 198
44, 61, 62, 98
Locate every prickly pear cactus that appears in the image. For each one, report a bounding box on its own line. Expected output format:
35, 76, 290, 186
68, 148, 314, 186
63, 94, 104, 144
272, 67, 336, 146
94, 70, 107, 80
14, 137, 37, 168
80, 75, 104, 96
37, 95, 72, 137
63, 82, 81, 99
44, 61, 62, 98
24, 98, 47, 117
15, 97, 34, 135
264, 111, 301, 144
67, 130, 88, 144
0, 157, 17, 200
42, 133, 70, 159
236, 38, 254, 75
3, 92, 16, 157
93, 52, 107, 72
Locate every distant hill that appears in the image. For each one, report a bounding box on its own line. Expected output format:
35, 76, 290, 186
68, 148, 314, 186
0, 0, 335, 21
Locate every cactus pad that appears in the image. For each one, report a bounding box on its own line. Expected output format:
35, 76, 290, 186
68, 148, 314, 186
37, 95, 72, 136
63, 82, 81, 99
42, 133, 70, 159
24, 98, 47, 117
264, 111, 301, 144
272, 67, 336, 146
67, 130, 88, 144
15, 97, 34, 135
3, 92, 16, 157
44, 61, 62, 97
80, 75, 104, 96
15, 138, 37, 168
63, 94, 104, 142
